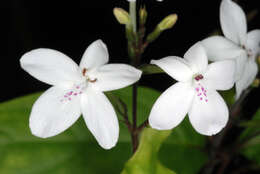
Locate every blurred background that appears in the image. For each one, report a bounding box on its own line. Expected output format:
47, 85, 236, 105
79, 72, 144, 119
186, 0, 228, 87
2, 0, 259, 102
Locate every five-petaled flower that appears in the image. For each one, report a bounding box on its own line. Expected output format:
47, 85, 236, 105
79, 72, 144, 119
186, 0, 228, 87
20, 40, 142, 149
148, 42, 236, 136
202, 0, 260, 99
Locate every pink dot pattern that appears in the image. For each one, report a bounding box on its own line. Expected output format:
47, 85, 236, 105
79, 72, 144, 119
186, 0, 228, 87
195, 83, 208, 103
60, 85, 84, 103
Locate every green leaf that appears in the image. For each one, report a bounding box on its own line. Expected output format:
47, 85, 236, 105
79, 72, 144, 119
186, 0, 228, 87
0, 86, 162, 174
159, 117, 208, 174
239, 109, 260, 165
121, 128, 176, 174
219, 87, 235, 106
0, 93, 132, 174
139, 64, 164, 75
0, 86, 207, 174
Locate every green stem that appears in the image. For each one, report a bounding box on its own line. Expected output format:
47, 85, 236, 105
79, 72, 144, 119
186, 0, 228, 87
129, 2, 137, 33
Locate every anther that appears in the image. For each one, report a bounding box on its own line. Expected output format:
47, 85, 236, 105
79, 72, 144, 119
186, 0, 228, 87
88, 78, 97, 83
82, 68, 87, 76
195, 74, 204, 81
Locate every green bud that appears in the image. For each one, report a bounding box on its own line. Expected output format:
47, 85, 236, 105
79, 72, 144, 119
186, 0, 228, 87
146, 27, 162, 43
257, 55, 260, 65
113, 8, 131, 25
157, 14, 178, 31
252, 78, 260, 88
139, 6, 148, 25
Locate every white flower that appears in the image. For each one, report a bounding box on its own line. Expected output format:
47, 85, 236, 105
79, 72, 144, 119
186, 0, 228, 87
202, 0, 260, 99
20, 40, 142, 149
148, 43, 236, 136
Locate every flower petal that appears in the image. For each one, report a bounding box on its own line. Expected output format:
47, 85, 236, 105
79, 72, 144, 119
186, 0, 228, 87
29, 86, 81, 138
184, 42, 208, 74
151, 56, 193, 82
235, 52, 247, 81
201, 36, 244, 61
235, 59, 258, 99
188, 90, 229, 136
220, 0, 247, 45
81, 89, 119, 149
149, 82, 194, 130
80, 40, 109, 70
246, 29, 260, 57
204, 60, 236, 90
88, 64, 142, 92
20, 49, 82, 86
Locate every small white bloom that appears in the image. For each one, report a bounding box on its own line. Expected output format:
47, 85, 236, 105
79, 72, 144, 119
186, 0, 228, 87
20, 40, 142, 149
149, 42, 236, 136
201, 0, 260, 99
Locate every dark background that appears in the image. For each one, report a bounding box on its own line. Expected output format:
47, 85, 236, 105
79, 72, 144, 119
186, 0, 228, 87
1, 0, 260, 102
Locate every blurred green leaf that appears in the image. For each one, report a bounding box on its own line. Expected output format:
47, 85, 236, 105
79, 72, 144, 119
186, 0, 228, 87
0, 93, 132, 174
121, 128, 176, 174
219, 87, 235, 106
160, 117, 208, 174
239, 109, 260, 166
0, 86, 207, 174
139, 64, 164, 75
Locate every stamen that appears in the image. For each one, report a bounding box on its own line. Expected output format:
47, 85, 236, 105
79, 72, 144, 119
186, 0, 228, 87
82, 68, 87, 76
195, 74, 204, 81
88, 78, 97, 83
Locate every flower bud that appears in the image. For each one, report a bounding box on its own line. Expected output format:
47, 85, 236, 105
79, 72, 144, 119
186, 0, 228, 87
139, 6, 148, 25
113, 8, 131, 25
157, 14, 178, 31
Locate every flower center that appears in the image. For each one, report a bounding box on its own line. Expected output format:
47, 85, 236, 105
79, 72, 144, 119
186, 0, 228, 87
193, 74, 208, 103
194, 74, 204, 81
242, 45, 253, 57
82, 68, 98, 83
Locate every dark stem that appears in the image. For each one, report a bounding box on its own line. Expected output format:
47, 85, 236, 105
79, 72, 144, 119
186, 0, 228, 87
132, 83, 139, 153
132, 84, 138, 130
137, 119, 149, 132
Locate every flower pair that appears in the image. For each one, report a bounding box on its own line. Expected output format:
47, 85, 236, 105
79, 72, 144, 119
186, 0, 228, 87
149, 0, 259, 135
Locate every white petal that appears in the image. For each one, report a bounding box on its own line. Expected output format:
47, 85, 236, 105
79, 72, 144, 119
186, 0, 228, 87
88, 64, 142, 92
149, 82, 194, 130
246, 29, 260, 57
184, 42, 208, 74
80, 40, 109, 69
30, 86, 81, 138
220, 0, 247, 45
20, 49, 82, 86
235, 59, 258, 99
204, 60, 236, 90
234, 52, 247, 81
201, 36, 244, 61
81, 89, 119, 149
151, 56, 193, 82
188, 90, 229, 136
